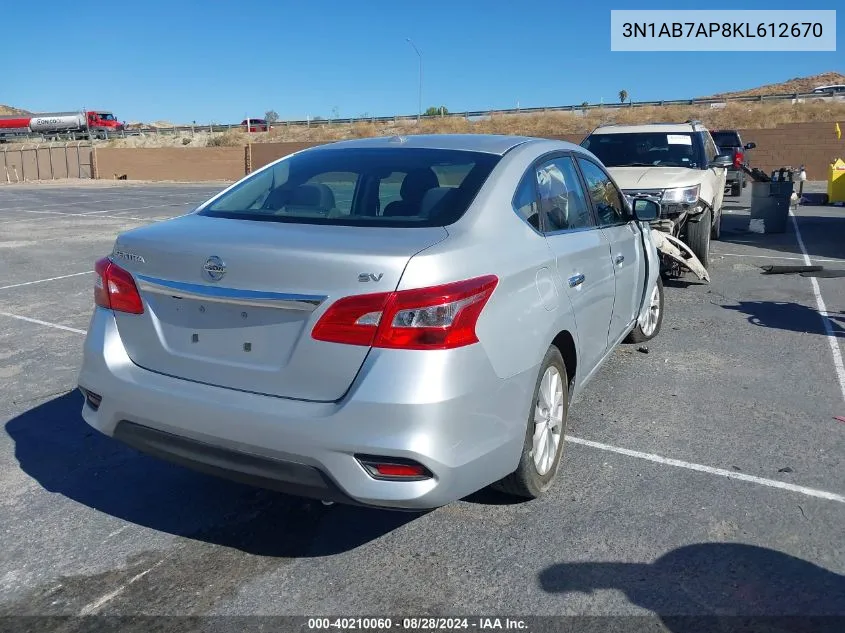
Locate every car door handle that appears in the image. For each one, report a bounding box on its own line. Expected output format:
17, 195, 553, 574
568, 274, 585, 288
614, 254, 625, 265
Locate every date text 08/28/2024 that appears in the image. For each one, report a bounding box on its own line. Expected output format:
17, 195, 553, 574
306, 617, 529, 631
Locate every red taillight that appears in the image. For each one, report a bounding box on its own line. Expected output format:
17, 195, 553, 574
94, 256, 144, 314
311, 275, 498, 350
733, 150, 744, 169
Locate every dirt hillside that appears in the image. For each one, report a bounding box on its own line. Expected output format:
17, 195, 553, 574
705, 71, 845, 98
0, 105, 31, 116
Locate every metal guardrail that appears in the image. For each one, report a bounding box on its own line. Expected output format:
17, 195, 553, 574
2, 91, 842, 142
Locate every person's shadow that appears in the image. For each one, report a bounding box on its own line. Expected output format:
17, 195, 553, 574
4, 390, 415, 558
723, 301, 845, 338
539, 543, 845, 632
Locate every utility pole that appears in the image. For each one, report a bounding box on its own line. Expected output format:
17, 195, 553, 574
406, 38, 422, 123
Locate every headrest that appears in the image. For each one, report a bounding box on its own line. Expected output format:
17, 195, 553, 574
400, 168, 439, 202
289, 183, 335, 209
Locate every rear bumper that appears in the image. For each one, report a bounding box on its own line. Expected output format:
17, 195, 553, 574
77, 309, 535, 510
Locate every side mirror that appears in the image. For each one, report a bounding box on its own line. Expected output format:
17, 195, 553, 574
745, 142, 756, 150
632, 198, 660, 222
709, 154, 733, 169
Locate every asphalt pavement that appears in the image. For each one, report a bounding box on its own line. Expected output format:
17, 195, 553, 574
0, 181, 843, 630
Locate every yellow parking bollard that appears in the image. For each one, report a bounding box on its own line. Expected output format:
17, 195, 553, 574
828, 158, 845, 204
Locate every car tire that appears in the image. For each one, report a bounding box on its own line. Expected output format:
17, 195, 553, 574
624, 276, 664, 343
730, 182, 741, 196
492, 345, 569, 499
711, 207, 722, 240
687, 208, 711, 269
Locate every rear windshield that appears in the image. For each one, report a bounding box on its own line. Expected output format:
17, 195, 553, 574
710, 131, 741, 148
581, 132, 704, 169
199, 147, 501, 227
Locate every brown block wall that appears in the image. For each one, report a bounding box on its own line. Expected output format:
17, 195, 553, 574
735, 123, 844, 180
248, 142, 323, 172
94, 147, 243, 181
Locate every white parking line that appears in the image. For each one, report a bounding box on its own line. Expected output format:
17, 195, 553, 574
80, 202, 193, 215
567, 436, 845, 504
789, 210, 845, 404
0, 192, 211, 212
4, 209, 163, 223
0, 271, 91, 290
0, 311, 86, 334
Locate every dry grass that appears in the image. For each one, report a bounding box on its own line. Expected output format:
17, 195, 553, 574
254, 99, 845, 142
206, 130, 249, 147
83, 99, 845, 150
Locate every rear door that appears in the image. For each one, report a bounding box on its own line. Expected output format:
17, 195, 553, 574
530, 154, 616, 373
576, 157, 645, 344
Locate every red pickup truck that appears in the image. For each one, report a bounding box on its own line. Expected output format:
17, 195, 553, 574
241, 118, 270, 132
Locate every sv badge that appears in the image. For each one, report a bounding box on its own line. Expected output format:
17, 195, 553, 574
358, 273, 384, 282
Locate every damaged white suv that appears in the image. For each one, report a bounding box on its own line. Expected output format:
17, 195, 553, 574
581, 121, 732, 271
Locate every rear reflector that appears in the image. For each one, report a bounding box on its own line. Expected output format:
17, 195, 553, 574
356, 455, 433, 481
79, 387, 102, 411
94, 257, 144, 314
312, 275, 498, 350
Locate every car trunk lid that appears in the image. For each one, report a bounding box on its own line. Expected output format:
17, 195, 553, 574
110, 214, 447, 401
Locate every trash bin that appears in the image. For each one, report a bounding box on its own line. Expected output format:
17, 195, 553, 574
749, 180, 793, 234
828, 158, 845, 204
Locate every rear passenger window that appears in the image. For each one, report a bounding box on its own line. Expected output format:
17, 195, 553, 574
513, 173, 540, 230
577, 158, 632, 226
535, 156, 593, 232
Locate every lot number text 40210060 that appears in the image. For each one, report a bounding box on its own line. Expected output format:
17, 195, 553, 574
621, 22, 824, 39
306, 617, 529, 630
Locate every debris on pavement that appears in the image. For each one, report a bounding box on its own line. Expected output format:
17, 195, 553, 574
637, 346, 649, 354
778, 467, 794, 474
760, 265, 823, 275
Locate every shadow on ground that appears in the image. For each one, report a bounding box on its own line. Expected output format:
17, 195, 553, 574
4, 390, 416, 557
540, 543, 845, 631
722, 300, 845, 338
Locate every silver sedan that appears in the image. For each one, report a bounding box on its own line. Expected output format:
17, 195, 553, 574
77, 134, 664, 510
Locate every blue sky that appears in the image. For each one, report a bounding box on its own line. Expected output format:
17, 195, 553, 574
2, 0, 841, 124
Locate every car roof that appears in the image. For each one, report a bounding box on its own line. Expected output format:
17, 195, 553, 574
590, 123, 704, 134
309, 133, 539, 156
